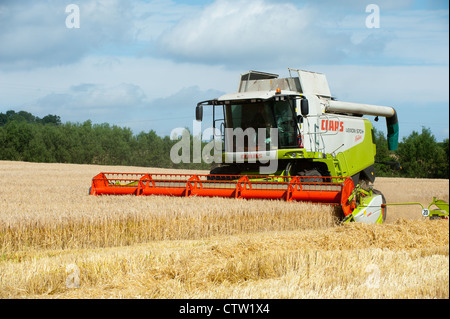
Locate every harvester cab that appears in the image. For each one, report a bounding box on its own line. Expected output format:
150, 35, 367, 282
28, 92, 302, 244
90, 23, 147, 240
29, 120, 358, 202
90, 67, 400, 225
196, 69, 398, 178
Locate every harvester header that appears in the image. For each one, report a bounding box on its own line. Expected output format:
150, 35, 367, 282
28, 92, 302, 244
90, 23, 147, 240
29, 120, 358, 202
90, 172, 382, 223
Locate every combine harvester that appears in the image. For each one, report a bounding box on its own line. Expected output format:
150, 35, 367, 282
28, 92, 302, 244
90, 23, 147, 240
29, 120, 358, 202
91, 68, 402, 224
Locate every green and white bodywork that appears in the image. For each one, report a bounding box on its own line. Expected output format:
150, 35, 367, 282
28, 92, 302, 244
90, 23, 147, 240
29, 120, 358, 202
196, 68, 399, 224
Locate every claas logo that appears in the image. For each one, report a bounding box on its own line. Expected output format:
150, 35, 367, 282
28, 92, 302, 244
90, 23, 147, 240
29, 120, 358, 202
321, 119, 344, 132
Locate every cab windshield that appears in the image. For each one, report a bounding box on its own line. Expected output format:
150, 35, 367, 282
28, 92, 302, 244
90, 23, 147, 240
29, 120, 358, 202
224, 100, 298, 152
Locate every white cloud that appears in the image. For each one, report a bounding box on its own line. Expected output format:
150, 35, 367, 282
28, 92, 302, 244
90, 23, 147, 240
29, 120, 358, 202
122, 85, 225, 136
155, 0, 449, 69
0, 55, 236, 134
381, 10, 449, 65
131, 0, 202, 42
0, 55, 237, 106
317, 65, 449, 105
312, 64, 449, 141
30, 83, 148, 125
156, 0, 354, 67
325, 7, 449, 65
0, 0, 136, 70
2, 0, 447, 70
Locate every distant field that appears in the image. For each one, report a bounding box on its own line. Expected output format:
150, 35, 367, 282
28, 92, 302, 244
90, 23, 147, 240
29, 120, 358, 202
0, 160, 448, 299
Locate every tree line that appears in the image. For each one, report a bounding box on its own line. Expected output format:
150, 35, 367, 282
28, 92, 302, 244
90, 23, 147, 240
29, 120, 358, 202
0, 110, 210, 170
0, 110, 448, 179
373, 127, 448, 179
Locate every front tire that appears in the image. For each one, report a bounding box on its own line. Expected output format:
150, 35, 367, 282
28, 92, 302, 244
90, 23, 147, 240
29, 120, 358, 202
297, 169, 323, 183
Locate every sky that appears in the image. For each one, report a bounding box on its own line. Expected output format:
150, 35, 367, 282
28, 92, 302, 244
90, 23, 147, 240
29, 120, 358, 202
0, 0, 448, 141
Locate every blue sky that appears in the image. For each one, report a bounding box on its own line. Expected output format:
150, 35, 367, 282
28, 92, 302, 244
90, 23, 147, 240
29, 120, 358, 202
0, 0, 448, 141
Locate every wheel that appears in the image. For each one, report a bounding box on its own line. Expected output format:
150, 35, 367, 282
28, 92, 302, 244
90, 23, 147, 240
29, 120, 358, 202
297, 169, 323, 183
372, 189, 387, 223
287, 161, 328, 183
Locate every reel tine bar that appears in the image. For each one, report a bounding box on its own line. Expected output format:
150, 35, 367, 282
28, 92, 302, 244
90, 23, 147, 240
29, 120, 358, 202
90, 172, 354, 207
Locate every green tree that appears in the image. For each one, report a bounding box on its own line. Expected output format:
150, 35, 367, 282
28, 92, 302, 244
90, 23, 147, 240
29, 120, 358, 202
0, 113, 7, 126
1, 121, 33, 160
132, 130, 167, 167
22, 124, 52, 162
41, 114, 61, 125
438, 138, 449, 178
397, 127, 446, 178
373, 128, 400, 177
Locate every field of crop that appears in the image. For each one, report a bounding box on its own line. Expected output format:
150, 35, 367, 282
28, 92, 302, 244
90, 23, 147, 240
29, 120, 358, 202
0, 160, 448, 300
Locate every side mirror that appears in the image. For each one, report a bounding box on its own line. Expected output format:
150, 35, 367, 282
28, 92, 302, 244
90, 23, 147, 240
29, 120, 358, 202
195, 104, 203, 122
300, 99, 309, 117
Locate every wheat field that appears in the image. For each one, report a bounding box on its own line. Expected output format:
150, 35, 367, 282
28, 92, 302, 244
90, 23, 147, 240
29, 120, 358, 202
0, 160, 448, 299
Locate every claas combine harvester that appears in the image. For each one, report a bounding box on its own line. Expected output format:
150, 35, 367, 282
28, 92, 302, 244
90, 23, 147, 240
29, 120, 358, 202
91, 68, 404, 224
